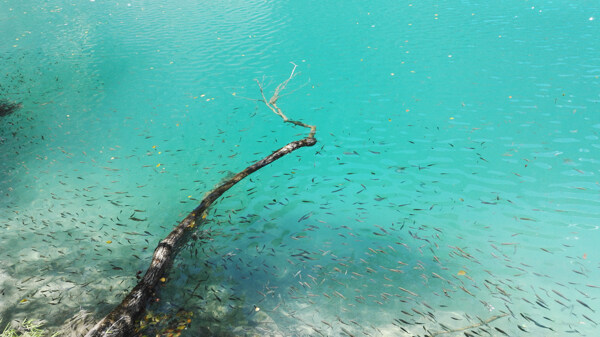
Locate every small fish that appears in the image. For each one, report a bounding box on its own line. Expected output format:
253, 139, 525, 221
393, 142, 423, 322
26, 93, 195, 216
398, 286, 419, 297
554, 299, 569, 309
333, 291, 346, 299
520, 313, 554, 331
397, 318, 412, 325
298, 212, 312, 222
459, 286, 474, 297
340, 327, 355, 337
551, 289, 569, 301
576, 299, 595, 313
536, 299, 549, 310
582, 314, 597, 325
494, 327, 509, 336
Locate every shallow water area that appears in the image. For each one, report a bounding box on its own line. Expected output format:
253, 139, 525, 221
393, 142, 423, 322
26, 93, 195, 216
1, 0, 600, 336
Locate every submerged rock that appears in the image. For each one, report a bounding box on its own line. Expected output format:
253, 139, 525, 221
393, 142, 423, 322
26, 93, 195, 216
0, 99, 22, 117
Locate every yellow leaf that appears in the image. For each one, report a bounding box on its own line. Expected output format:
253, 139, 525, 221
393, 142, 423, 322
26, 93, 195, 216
457, 270, 466, 276
106, 240, 112, 244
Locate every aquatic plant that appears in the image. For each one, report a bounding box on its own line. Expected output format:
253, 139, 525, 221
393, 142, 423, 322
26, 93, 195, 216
0, 319, 58, 337
0, 99, 22, 117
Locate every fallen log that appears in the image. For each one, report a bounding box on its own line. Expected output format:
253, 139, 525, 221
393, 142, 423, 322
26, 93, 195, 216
85, 64, 316, 337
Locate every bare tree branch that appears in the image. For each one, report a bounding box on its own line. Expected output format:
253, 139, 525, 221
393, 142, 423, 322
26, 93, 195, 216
84, 65, 317, 337
255, 63, 316, 138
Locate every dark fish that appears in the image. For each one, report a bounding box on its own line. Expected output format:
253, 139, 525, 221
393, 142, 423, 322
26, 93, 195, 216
397, 318, 412, 325
494, 327, 509, 336
298, 212, 312, 222
520, 313, 554, 331
536, 299, 549, 310
582, 314, 597, 325
554, 299, 569, 309
576, 299, 595, 313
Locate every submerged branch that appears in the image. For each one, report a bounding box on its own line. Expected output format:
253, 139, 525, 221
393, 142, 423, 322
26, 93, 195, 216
255, 62, 316, 138
84, 66, 317, 337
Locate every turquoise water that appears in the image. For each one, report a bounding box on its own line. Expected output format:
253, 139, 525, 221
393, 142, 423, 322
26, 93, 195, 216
1, 0, 600, 336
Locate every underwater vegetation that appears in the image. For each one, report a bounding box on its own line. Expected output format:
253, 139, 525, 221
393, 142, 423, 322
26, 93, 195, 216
0, 319, 57, 337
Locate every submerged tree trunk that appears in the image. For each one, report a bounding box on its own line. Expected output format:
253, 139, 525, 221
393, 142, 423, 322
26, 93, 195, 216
85, 65, 316, 337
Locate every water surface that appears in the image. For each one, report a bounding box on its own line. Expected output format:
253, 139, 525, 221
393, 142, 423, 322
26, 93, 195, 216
1, 0, 599, 336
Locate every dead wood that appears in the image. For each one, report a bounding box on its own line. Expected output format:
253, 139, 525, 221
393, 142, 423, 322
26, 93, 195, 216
84, 66, 316, 337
